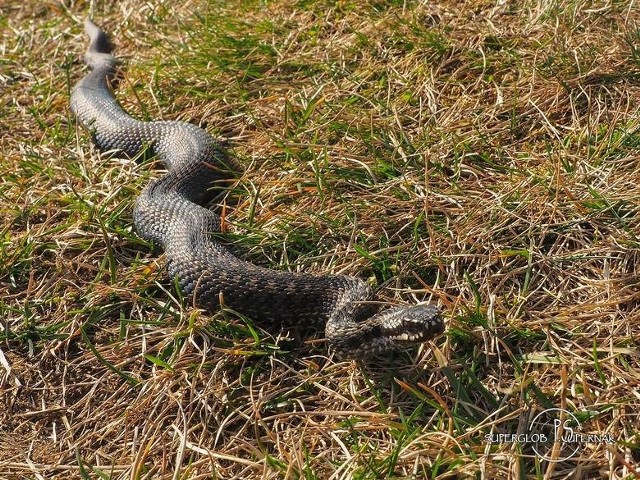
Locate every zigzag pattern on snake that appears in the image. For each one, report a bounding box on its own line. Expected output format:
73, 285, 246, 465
70, 18, 444, 355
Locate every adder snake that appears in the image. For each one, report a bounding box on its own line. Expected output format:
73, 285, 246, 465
70, 18, 444, 355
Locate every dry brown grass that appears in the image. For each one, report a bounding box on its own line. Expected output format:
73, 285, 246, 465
1, 0, 640, 478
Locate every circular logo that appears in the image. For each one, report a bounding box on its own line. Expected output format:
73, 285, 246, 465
529, 408, 582, 462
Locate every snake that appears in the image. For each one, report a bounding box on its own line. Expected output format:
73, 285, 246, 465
70, 18, 444, 356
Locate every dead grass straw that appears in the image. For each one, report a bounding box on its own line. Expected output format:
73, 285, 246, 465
1, 0, 639, 478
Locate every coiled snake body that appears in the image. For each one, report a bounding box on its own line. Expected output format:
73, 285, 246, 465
71, 19, 443, 355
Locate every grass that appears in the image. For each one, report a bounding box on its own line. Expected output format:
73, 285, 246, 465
1, 0, 640, 478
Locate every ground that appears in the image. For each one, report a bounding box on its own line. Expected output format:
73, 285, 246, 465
1, 0, 639, 478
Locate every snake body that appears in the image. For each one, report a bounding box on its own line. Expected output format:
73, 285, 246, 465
71, 18, 443, 355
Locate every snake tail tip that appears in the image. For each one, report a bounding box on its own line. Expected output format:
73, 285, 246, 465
83, 17, 113, 55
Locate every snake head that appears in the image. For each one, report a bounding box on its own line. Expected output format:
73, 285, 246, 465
378, 303, 444, 344
328, 303, 444, 357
